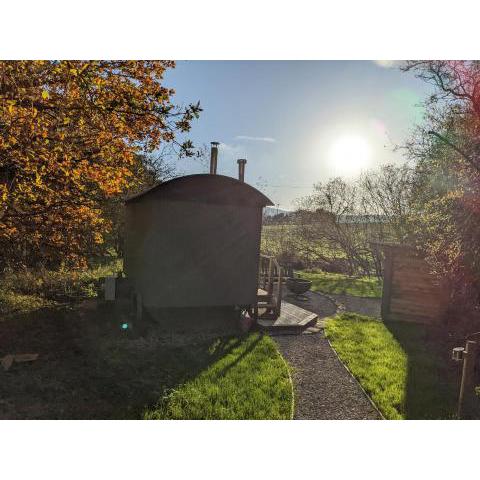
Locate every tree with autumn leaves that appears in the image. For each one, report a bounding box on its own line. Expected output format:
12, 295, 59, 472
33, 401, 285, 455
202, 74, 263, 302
403, 61, 480, 309
0, 61, 201, 269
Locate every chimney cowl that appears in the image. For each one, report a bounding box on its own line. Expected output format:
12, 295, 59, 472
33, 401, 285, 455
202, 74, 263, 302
210, 142, 219, 175
237, 158, 247, 182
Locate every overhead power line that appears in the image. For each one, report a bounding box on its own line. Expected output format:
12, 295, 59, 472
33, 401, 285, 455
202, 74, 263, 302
260, 184, 314, 189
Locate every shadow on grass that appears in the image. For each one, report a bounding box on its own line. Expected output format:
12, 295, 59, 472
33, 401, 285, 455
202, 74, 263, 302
0, 302, 250, 419
214, 333, 263, 378
384, 321, 460, 419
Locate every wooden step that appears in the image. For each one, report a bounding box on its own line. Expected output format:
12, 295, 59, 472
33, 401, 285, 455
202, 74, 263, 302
257, 293, 272, 301
258, 312, 280, 321
257, 300, 318, 333
257, 287, 273, 303
257, 302, 276, 309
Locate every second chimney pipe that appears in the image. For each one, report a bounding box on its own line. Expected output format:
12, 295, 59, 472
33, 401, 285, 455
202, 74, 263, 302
210, 142, 219, 175
237, 159, 247, 182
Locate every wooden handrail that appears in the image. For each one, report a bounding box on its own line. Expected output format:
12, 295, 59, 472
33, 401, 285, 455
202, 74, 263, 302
259, 254, 283, 317
272, 256, 283, 316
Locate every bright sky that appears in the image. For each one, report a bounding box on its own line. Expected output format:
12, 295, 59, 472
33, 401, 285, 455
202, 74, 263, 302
164, 61, 432, 209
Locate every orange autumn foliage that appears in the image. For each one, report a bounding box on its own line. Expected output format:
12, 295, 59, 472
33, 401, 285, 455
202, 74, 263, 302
0, 61, 201, 268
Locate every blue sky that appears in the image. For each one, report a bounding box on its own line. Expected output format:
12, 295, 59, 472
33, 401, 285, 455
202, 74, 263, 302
164, 61, 432, 209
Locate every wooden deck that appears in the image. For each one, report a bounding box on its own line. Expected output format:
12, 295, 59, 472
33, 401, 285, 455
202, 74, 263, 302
257, 299, 318, 332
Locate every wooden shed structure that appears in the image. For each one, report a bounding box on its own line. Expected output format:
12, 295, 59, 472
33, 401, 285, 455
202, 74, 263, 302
124, 144, 273, 314
380, 243, 450, 324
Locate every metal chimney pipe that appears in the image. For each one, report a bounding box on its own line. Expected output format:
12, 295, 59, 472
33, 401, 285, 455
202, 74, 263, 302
237, 159, 247, 182
210, 142, 219, 175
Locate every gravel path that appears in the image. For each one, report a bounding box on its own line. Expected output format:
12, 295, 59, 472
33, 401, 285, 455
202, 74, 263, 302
329, 293, 381, 318
273, 289, 381, 420
275, 333, 381, 419
281, 288, 382, 320
282, 289, 337, 328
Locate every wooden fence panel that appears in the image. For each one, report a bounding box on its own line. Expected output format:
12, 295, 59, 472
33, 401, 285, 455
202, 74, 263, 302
379, 244, 449, 324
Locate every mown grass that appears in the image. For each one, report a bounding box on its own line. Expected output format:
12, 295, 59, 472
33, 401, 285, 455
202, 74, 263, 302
1, 261, 293, 420
298, 270, 382, 298
325, 313, 459, 419
1, 299, 292, 420
144, 332, 292, 420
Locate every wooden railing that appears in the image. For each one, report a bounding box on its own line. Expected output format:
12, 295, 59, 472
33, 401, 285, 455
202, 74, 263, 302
259, 254, 284, 318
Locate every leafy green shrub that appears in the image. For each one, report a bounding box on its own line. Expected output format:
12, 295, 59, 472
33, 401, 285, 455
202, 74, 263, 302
0, 289, 55, 316
0, 259, 122, 303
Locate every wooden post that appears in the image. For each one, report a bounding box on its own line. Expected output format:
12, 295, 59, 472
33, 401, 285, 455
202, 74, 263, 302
275, 264, 283, 317
253, 302, 259, 322
267, 257, 274, 297
262, 256, 268, 289
457, 340, 479, 419
381, 247, 394, 321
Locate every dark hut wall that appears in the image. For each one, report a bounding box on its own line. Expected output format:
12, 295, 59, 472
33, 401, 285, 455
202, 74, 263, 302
381, 245, 449, 324
124, 194, 263, 309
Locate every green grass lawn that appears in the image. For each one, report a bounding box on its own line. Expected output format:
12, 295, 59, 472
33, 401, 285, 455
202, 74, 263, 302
1, 295, 292, 419
297, 270, 382, 298
325, 313, 459, 419
144, 333, 292, 420
1, 261, 292, 420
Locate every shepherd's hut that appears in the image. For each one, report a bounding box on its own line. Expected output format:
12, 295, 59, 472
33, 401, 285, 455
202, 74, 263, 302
124, 142, 273, 316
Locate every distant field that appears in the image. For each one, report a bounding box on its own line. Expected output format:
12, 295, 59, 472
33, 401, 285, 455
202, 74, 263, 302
261, 222, 392, 276
298, 270, 382, 298
261, 224, 344, 259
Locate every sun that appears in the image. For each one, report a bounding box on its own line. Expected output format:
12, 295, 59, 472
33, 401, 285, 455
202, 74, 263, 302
328, 134, 371, 176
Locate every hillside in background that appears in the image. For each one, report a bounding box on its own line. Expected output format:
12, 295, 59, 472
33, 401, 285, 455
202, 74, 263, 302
263, 206, 292, 217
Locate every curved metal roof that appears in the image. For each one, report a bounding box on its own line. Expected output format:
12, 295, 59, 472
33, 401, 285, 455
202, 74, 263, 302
125, 174, 273, 207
